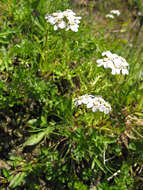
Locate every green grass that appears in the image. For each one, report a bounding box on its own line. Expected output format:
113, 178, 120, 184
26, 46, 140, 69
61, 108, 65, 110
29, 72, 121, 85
0, 0, 143, 189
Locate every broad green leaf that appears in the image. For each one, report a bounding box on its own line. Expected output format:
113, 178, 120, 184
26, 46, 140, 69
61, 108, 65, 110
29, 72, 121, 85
9, 172, 26, 188
22, 131, 46, 148
2, 168, 10, 178
22, 127, 53, 148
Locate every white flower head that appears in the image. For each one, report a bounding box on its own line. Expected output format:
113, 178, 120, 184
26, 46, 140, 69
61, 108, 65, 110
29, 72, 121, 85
105, 10, 120, 19
74, 94, 94, 107
103, 102, 112, 114
102, 51, 113, 57
63, 9, 76, 17
110, 10, 120, 16
92, 97, 101, 112
45, 9, 81, 32
74, 96, 83, 107
105, 14, 114, 19
74, 95, 111, 115
97, 51, 129, 75
81, 94, 94, 104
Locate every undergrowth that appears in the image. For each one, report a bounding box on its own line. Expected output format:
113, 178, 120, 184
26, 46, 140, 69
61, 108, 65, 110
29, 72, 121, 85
0, 0, 143, 189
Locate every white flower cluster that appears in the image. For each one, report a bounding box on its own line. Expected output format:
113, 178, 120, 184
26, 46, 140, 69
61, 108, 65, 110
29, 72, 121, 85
45, 9, 81, 32
74, 94, 111, 114
97, 51, 129, 75
105, 14, 114, 19
110, 10, 120, 16
105, 10, 120, 19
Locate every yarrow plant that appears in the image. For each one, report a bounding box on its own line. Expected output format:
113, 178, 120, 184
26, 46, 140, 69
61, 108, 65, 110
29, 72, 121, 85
1, 0, 143, 189
96, 51, 129, 75
74, 94, 112, 114
45, 9, 81, 32
105, 10, 120, 19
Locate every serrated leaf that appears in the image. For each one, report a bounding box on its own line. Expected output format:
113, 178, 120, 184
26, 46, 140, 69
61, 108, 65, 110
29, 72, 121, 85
9, 172, 26, 188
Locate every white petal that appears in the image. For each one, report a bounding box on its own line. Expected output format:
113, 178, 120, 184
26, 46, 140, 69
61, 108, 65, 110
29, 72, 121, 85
52, 12, 64, 19
82, 99, 89, 104
111, 53, 118, 59
97, 59, 104, 67
87, 102, 94, 108
99, 105, 105, 112
116, 69, 121, 74
92, 106, 98, 112
97, 97, 105, 104
105, 14, 114, 19
70, 25, 79, 32
110, 10, 120, 16
52, 12, 59, 17
45, 15, 50, 20
111, 69, 116, 75
58, 21, 66, 29
74, 19, 81, 24
82, 97, 91, 104
122, 69, 129, 75
102, 51, 112, 57
74, 101, 79, 107
63, 9, 76, 17
58, 12, 64, 19
122, 61, 129, 66
48, 17, 56, 24
97, 59, 103, 63
74, 98, 82, 106
113, 59, 121, 66
74, 100, 79, 107
76, 16, 82, 20
104, 108, 110, 114
54, 25, 58, 30
105, 61, 114, 69
66, 26, 70, 31
76, 100, 82, 106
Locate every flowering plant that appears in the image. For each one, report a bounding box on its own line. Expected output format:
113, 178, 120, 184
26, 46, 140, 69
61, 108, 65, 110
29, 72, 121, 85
97, 51, 129, 75
0, 1, 142, 189
105, 9, 120, 19
74, 94, 112, 114
45, 9, 81, 32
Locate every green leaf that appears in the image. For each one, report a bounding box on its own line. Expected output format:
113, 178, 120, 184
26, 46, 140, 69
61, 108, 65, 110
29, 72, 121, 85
22, 131, 46, 148
9, 172, 26, 188
22, 127, 53, 148
2, 168, 9, 178
0, 38, 9, 44
128, 143, 136, 151
74, 181, 88, 190
134, 112, 143, 118
92, 157, 105, 172
27, 119, 37, 125
0, 30, 16, 37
